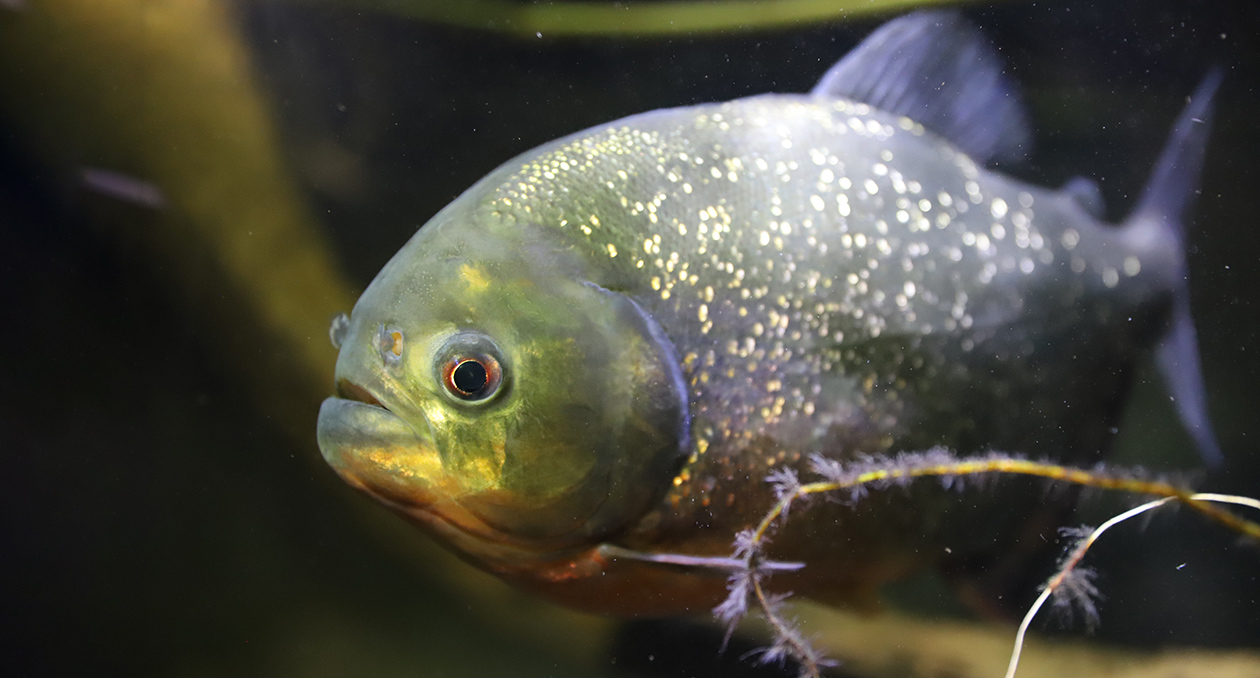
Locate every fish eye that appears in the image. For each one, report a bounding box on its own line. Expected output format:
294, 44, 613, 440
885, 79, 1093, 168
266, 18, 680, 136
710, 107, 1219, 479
451, 359, 488, 393
443, 355, 501, 400
436, 332, 506, 403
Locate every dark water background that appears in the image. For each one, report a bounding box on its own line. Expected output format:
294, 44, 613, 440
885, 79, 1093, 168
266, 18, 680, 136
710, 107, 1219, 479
3, 1, 1258, 676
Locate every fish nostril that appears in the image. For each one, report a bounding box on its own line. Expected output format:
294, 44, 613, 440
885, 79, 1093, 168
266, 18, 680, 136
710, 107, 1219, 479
336, 379, 385, 408
377, 324, 405, 365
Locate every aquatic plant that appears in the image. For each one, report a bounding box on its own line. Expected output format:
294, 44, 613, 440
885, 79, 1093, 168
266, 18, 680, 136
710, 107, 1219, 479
312, 0, 986, 37
1004, 492, 1260, 678
712, 451, 1260, 678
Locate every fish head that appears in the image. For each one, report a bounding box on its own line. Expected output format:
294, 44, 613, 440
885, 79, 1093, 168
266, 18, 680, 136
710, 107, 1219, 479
317, 201, 689, 568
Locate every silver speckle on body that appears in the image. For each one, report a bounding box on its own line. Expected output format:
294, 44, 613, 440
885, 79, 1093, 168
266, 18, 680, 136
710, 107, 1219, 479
489, 94, 1157, 507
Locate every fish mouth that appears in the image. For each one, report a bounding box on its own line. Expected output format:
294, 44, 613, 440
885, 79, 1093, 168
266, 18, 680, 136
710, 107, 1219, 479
335, 379, 386, 408
317, 382, 519, 558
317, 381, 445, 512
318, 382, 581, 567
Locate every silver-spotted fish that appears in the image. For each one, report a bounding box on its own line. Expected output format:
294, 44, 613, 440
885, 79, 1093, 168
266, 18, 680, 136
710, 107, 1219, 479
316, 12, 1220, 615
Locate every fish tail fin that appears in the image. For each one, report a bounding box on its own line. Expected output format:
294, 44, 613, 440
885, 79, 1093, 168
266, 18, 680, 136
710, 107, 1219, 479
1125, 69, 1224, 467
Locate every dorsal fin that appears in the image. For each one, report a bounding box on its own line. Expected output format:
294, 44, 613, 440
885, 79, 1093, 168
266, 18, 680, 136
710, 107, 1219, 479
811, 11, 1031, 166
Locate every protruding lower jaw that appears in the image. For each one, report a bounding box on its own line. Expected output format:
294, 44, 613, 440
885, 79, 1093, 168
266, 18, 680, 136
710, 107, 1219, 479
316, 395, 443, 509
316, 394, 579, 569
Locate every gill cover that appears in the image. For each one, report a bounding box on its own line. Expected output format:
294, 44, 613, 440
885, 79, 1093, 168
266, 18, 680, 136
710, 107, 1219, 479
437, 281, 690, 549
318, 221, 689, 560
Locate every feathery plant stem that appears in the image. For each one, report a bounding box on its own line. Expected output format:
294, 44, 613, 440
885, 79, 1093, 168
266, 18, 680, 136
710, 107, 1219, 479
1004, 492, 1260, 678
750, 454, 1260, 545
718, 450, 1260, 678
748, 560, 820, 676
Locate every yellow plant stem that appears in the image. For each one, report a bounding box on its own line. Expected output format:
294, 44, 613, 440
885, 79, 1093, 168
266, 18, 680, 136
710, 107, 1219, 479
737, 455, 1260, 678
752, 457, 1260, 543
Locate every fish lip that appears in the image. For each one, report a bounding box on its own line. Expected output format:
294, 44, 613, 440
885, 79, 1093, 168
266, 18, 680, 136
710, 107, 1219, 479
316, 393, 581, 566
316, 393, 483, 547
316, 392, 436, 501
335, 379, 386, 409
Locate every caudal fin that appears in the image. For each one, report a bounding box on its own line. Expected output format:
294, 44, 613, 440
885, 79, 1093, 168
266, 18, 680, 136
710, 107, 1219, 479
1129, 70, 1224, 467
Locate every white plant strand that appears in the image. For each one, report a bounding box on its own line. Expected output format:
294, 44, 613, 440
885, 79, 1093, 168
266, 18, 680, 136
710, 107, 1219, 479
1004, 492, 1260, 678
710, 449, 1259, 678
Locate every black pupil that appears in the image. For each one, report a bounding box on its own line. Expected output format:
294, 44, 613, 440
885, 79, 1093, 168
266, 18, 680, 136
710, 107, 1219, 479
452, 360, 489, 395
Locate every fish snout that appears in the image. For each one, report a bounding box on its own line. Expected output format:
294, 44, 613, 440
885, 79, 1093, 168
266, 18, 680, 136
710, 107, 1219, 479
316, 390, 444, 510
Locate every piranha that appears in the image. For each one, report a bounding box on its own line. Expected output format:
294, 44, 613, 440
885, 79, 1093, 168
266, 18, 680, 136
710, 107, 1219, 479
317, 12, 1221, 616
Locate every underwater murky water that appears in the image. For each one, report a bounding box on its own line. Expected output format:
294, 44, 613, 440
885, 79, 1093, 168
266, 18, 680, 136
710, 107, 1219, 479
2, 1, 1258, 676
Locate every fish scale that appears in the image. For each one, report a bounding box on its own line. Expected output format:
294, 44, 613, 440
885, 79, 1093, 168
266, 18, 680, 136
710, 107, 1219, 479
490, 94, 1161, 518
316, 11, 1219, 616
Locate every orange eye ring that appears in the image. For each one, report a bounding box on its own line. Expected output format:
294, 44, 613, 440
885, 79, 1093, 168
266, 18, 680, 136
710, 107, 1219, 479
442, 354, 502, 401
